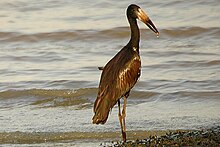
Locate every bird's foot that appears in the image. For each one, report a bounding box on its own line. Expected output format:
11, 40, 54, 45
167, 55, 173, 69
122, 131, 126, 142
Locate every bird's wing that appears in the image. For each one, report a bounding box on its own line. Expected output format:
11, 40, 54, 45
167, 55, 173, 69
116, 55, 141, 97
93, 49, 141, 124
94, 51, 141, 111
93, 60, 119, 124
94, 62, 118, 112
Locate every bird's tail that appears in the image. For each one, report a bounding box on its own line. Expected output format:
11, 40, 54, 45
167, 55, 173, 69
92, 95, 112, 124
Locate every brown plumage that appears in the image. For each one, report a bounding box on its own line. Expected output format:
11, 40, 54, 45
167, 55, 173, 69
93, 44, 141, 124
92, 4, 159, 141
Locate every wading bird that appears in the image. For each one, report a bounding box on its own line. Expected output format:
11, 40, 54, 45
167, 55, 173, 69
92, 4, 159, 142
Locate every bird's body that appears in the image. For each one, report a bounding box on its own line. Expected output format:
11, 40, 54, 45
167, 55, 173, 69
93, 43, 141, 124
92, 4, 159, 142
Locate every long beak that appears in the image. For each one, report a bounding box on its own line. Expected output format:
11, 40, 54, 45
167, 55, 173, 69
137, 8, 159, 36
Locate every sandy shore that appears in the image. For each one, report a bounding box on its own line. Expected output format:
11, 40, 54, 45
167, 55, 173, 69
0, 130, 167, 144
1, 126, 219, 146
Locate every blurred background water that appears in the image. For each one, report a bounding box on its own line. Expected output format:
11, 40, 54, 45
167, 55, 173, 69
0, 0, 220, 145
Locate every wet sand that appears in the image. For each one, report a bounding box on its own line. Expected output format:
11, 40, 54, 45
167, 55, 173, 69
1, 127, 219, 146
0, 130, 166, 144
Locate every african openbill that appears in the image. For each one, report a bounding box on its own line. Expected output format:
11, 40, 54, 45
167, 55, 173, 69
92, 4, 159, 142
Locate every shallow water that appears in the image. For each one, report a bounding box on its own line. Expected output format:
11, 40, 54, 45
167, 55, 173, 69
0, 0, 220, 146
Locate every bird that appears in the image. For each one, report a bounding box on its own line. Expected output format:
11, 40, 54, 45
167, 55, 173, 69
92, 4, 159, 142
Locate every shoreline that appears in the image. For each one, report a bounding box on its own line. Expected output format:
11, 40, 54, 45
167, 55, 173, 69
0, 130, 168, 144
1, 127, 219, 146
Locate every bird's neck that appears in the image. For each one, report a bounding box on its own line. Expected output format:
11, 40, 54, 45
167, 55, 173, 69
128, 17, 140, 50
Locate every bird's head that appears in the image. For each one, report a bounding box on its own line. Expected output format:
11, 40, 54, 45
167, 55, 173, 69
127, 4, 159, 36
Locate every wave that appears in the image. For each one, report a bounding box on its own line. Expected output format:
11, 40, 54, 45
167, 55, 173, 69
0, 27, 219, 43
0, 88, 96, 109
0, 88, 160, 99
171, 90, 220, 99
0, 88, 159, 109
144, 60, 220, 69
1, 87, 219, 109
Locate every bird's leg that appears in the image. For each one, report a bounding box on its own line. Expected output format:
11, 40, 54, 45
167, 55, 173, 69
122, 96, 127, 142
118, 99, 124, 140
122, 97, 127, 131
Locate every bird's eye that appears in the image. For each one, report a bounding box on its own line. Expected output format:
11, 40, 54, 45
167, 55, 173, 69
130, 9, 135, 15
